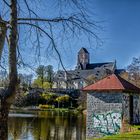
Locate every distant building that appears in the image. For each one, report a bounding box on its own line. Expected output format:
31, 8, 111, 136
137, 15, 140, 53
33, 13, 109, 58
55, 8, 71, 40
53, 47, 125, 89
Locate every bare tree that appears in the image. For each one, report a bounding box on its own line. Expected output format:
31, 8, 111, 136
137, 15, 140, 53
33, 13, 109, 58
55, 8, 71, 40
0, 0, 100, 139
127, 57, 140, 87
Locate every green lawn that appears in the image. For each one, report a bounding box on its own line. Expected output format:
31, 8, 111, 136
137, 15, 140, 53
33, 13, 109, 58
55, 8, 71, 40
88, 126, 140, 140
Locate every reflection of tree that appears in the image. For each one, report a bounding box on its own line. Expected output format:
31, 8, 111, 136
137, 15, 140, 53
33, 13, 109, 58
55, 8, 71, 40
40, 118, 51, 140
29, 118, 40, 140
8, 112, 86, 140
8, 117, 27, 140
76, 115, 83, 140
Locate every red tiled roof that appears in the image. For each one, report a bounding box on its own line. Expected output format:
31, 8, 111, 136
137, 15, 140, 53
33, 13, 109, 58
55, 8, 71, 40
83, 74, 140, 93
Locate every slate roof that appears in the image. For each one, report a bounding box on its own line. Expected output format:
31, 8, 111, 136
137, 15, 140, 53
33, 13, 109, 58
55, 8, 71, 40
86, 62, 115, 70
54, 61, 116, 82
115, 69, 126, 74
83, 74, 140, 93
78, 47, 89, 54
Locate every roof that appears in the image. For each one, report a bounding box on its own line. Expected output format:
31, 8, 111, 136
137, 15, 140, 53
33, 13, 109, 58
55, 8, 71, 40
55, 61, 116, 81
78, 47, 89, 54
83, 74, 140, 93
86, 62, 115, 70
115, 69, 126, 74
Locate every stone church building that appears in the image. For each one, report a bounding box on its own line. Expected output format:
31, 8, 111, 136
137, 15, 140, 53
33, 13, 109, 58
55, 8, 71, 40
53, 47, 124, 89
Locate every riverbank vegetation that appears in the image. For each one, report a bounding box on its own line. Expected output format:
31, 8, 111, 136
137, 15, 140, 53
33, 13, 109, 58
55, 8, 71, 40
88, 125, 140, 140
13, 90, 79, 110
93, 131, 140, 140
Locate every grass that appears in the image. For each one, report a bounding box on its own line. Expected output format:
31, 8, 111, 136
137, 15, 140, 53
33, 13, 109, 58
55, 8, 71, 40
88, 125, 140, 140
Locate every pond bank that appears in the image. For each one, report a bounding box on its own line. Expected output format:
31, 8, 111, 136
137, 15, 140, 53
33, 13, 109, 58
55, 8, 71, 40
10, 107, 81, 115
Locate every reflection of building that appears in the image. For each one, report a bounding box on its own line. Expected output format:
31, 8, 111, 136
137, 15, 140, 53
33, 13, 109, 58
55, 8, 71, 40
54, 48, 125, 89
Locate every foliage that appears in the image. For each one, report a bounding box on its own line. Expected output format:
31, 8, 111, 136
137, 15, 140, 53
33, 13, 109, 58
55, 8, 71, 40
36, 65, 47, 78
55, 95, 71, 108
41, 93, 57, 100
88, 125, 140, 140
36, 65, 48, 88
39, 104, 55, 109
13, 90, 77, 108
34, 65, 54, 89
56, 95, 70, 103
41, 93, 58, 105
32, 78, 51, 89
43, 81, 53, 90
92, 130, 140, 140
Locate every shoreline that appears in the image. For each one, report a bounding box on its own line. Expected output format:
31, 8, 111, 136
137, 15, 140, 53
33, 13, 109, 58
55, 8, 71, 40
9, 107, 81, 114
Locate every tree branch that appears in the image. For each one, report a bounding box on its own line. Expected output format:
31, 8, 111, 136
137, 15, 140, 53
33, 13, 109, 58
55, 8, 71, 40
18, 22, 67, 72
18, 17, 71, 22
2, 0, 10, 7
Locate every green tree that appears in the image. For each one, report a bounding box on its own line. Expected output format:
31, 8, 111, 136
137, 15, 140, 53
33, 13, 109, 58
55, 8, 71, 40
36, 65, 47, 88
33, 78, 51, 89
56, 95, 70, 108
41, 93, 57, 105
46, 65, 54, 88
34, 65, 54, 89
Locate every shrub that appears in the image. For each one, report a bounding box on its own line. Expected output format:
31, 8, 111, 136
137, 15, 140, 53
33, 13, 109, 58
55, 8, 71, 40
39, 104, 55, 109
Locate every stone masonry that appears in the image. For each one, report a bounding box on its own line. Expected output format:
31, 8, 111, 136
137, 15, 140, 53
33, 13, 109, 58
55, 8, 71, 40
86, 92, 122, 138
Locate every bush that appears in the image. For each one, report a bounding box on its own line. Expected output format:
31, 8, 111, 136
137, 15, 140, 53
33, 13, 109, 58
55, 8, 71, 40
39, 104, 55, 109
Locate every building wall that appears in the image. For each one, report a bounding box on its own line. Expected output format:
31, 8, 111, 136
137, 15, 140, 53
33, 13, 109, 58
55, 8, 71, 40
133, 95, 140, 124
86, 92, 122, 138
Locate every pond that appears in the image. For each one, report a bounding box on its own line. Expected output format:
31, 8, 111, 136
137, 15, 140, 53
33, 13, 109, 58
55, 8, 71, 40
8, 111, 86, 140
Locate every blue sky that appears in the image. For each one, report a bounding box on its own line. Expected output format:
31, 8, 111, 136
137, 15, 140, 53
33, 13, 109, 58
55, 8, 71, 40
73, 0, 140, 70
1, 0, 140, 74
41, 0, 140, 71
90, 0, 140, 69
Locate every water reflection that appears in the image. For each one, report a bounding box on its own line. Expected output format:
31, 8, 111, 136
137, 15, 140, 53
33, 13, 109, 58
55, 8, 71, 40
8, 111, 86, 140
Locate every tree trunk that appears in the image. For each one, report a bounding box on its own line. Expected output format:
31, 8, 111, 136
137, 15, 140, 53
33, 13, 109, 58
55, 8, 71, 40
9, 0, 18, 88
0, 100, 10, 140
0, 0, 18, 139
0, 22, 7, 60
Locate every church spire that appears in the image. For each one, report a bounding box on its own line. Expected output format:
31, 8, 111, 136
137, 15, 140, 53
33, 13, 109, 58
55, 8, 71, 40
77, 48, 89, 70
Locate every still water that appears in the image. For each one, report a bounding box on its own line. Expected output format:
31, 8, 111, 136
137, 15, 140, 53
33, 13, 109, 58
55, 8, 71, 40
8, 111, 86, 140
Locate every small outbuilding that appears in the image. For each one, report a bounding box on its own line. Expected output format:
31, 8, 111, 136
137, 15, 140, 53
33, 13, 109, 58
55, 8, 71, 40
83, 74, 140, 139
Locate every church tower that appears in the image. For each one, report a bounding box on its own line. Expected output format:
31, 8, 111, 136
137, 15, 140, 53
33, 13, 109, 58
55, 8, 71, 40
77, 47, 89, 70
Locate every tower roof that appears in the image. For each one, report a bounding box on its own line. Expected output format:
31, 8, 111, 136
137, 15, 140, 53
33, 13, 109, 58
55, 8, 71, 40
83, 74, 140, 93
78, 47, 89, 54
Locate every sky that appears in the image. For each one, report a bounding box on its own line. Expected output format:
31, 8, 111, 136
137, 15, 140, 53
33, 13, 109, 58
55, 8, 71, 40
39, 0, 140, 71
89, 0, 140, 69
1, 0, 140, 75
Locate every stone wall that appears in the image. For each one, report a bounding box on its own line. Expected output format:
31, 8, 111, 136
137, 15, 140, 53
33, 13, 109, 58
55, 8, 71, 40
122, 94, 140, 124
133, 95, 140, 124
86, 92, 122, 138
